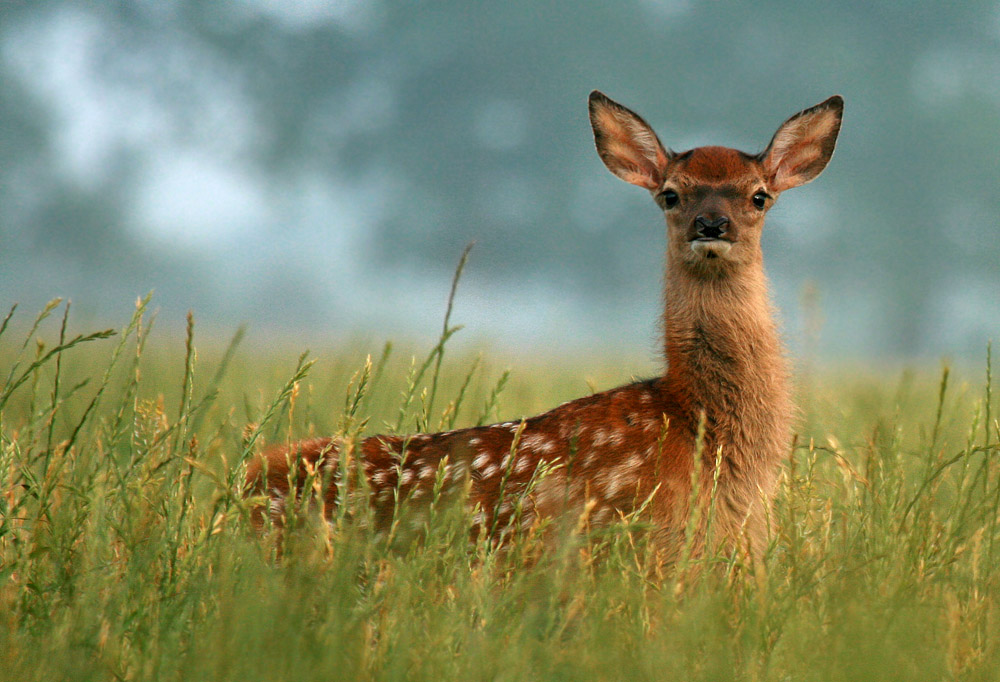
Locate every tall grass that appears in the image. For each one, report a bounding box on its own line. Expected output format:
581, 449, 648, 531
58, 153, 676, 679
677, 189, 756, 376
1, 295, 998, 681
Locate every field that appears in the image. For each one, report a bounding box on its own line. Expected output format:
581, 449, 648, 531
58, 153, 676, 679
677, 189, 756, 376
1, 297, 999, 681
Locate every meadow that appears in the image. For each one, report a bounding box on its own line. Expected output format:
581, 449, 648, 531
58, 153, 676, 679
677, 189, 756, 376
1, 295, 998, 681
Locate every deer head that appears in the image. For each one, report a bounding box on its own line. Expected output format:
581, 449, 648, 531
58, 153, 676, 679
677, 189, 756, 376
589, 91, 843, 276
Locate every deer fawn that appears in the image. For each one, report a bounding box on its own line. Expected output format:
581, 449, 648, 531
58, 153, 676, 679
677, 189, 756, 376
246, 91, 843, 562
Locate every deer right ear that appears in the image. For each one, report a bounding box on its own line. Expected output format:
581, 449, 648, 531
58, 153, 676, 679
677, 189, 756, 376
589, 91, 672, 191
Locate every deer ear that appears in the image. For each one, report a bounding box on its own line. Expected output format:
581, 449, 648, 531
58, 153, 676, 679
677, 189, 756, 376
589, 91, 672, 190
761, 95, 843, 193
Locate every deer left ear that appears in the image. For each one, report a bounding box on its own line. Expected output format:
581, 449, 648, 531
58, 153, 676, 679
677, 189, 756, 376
761, 95, 843, 193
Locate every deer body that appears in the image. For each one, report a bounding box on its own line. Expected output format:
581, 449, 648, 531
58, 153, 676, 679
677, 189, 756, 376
247, 91, 843, 560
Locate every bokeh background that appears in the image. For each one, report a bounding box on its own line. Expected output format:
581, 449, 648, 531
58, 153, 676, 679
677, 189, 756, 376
1, 0, 998, 360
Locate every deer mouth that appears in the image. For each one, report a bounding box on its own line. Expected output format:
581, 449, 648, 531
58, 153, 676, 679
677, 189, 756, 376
690, 237, 732, 259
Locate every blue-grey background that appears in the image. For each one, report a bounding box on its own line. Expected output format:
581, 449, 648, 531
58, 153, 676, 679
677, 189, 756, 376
1, 1, 998, 360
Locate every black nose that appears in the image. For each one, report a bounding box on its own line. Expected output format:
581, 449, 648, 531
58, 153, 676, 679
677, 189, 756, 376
694, 215, 729, 239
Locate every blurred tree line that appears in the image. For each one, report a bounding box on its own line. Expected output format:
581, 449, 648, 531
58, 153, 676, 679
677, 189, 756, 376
1, 0, 998, 358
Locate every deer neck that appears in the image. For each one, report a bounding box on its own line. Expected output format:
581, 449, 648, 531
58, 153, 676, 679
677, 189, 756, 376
662, 259, 792, 465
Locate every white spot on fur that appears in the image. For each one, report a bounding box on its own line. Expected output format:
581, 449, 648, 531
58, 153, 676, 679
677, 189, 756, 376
533, 470, 568, 510
604, 472, 630, 498
473, 452, 491, 470
515, 456, 535, 474
592, 429, 609, 447
534, 481, 559, 509
321, 457, 338, 476
268, 496, 285, 520
593, 506, 614, 524
469, 437, 481, 446
482, 464, 500, 479
372, 470, 389, 486
519, 512, 536, 530
400, 470, 414, 486
420, 465, 436, 480
521, 433, 556, 454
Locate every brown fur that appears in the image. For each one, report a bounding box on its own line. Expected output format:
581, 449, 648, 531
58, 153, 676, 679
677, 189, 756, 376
245, 91, 843, 562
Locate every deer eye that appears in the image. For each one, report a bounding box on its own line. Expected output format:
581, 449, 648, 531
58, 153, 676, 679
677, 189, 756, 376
752, 191, 769, 209
659, 189, 679, 209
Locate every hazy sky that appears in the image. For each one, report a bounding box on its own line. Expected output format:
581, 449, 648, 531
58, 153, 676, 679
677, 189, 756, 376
2, 0, 998, 361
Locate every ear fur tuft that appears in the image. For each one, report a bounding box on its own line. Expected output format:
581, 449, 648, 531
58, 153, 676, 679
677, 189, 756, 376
761, 95, 843, 192
589, 91, 672, 190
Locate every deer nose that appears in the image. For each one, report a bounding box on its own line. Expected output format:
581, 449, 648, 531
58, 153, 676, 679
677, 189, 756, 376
694, 215, 729, 239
